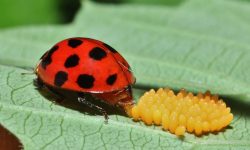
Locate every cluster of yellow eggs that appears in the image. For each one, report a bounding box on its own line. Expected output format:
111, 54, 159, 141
130, 88, 233, 136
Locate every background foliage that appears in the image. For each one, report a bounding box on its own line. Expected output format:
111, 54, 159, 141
0, 0, 80, 28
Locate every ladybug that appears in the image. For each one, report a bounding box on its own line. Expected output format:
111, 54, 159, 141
35, 37, 136, 120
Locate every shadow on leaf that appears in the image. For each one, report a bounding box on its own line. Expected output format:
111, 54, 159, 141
222, 96, 250, 117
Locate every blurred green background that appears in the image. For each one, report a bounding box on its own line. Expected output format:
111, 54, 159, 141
0, 0, 186, 29
0, 0, 81, 29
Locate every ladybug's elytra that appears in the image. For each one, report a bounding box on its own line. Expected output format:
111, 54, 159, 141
35, 37, 136, 120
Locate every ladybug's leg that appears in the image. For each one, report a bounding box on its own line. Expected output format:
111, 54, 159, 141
77, 97, 109, 123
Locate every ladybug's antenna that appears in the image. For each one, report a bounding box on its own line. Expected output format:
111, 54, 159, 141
21, 67, 36, 75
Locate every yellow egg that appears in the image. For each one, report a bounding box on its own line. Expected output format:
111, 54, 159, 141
175, 126, 186, 136
153, 110, 162, 125
129, 88, 233, 136
131, 106, 139, 121
162, 114, 170, 130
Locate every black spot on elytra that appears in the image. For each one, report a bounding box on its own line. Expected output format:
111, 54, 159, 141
54, 71, 68, 87
89, 47, 107, 60
77, 74, 95, 89
64, 54, 80, 68
103, 43, 117, 53
41, 45, 59, 69
68, 39, 83, 48
106, 74, 117, 85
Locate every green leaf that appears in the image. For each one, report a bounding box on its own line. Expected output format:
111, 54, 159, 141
0, 0, 250, 149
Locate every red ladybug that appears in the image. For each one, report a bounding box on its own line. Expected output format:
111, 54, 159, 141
35, 37, 136, 120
